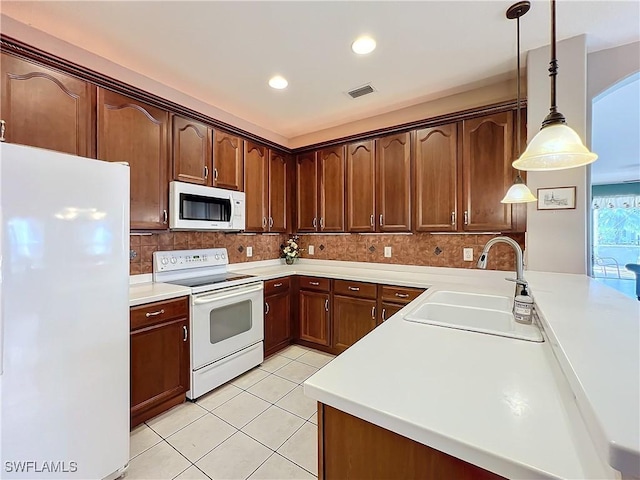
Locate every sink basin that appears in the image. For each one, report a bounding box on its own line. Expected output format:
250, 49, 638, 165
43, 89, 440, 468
425, 290, 513, 312
404, 291, 543, 343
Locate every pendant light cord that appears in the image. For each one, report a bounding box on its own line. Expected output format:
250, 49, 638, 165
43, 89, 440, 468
516, 13, 522, 157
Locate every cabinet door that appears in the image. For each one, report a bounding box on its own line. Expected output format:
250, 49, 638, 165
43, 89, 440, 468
346, 141, 376, 232
379, 302, 403, 325
376, 133, 411, 232
462, 112, 514, 231
243, 140, 268, 232
268, 150, 289, 233
318, 146, 346, 232
333, 296, 377, 353
296, 152, 318, 232
213, 131, 244, 191
98, 88, 169, 229
172, 115, 211, 185
264, 292, 291, 356
414, 124, 458, 231
299, 290, 330, 346
130, 318, 189, 425
1, 53, 95, 157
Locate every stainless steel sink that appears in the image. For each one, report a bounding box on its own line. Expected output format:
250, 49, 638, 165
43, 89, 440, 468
404, 291, 543, 342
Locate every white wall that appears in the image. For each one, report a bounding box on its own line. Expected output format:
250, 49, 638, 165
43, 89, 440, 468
526, 35, 589, 274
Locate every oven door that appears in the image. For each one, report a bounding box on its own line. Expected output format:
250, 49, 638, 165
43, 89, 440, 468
191, 282, 264, 370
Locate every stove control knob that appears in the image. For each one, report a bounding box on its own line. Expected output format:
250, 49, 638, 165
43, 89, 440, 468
215, 254, 220, 260
161, 257, 168, 265
221, 253, 226, 259
170, 257, 177, 264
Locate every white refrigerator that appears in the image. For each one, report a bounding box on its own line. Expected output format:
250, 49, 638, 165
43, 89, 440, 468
0, 143, 130, 479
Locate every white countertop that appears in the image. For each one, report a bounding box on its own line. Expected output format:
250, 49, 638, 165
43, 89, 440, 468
129, 274, 191, 307
130, 259, 639, 478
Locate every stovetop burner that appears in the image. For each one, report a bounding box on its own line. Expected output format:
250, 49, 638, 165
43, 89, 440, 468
167, 273, 255, 288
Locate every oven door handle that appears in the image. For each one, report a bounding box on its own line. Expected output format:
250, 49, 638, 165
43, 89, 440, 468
193, 284, 263, 305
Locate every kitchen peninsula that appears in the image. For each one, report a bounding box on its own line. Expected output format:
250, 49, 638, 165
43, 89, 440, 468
223, 259, 640, 480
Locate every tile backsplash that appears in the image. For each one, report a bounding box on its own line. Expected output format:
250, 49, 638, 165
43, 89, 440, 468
295, 233, 525, 271
130, 231, 524, 275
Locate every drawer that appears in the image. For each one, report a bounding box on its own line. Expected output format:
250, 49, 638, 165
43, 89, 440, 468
333, 279, 377, 299
265, 277, 291, 296
130, 296, 189, 331
380, 285, 425, 305
298, 276, 330, 292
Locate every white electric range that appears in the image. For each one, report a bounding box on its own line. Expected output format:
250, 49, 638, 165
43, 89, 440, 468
153, 248, 264, 399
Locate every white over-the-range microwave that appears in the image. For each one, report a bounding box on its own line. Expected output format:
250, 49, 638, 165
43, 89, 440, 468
169, 181, 245, 231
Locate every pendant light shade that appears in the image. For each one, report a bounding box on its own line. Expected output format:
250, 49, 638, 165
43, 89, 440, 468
512, 123, 598, 171
513, 0, 597, 172
501, 175, 537, 203
503, 1, 537, 203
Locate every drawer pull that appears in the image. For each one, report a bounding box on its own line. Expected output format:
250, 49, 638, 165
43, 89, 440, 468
309, 281, 320, 286
145, 309, 165, 318
395, 293, 409, 299
348, 286, 360, 291
273, 282, 283, 288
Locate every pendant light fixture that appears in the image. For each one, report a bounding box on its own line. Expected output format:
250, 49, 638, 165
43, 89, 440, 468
501, 1, 537, 204
512, 0, 597, 171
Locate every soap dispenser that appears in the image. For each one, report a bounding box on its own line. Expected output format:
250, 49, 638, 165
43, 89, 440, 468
513, 286, 534, 324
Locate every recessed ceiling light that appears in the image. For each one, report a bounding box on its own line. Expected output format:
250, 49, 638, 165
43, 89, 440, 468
268, 75, 288, 89
351, 36, 376, 55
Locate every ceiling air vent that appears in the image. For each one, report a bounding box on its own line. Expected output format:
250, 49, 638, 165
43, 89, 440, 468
347, 84, 375, 99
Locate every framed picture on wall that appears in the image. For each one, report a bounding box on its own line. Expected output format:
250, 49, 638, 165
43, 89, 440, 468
537, 186, 577, 210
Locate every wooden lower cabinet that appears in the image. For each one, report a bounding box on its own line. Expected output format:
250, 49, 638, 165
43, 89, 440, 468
130, 297, 189, 429
319, 404, 504, 480
379, 302, 403, 324
264, 290, 291, 357
332, 295, 377, 353
299, 290, 331, 347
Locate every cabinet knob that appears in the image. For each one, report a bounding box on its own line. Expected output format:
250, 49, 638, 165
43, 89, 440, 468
0, 120, 5, 142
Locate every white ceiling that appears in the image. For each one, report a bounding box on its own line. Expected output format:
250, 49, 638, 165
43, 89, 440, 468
2, 1, 639, 140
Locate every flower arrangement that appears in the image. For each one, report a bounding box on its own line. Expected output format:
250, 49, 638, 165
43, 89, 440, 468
281, 236, 302, 265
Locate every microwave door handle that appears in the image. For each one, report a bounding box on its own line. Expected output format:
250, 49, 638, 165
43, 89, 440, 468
229, 193, 235, 225
193, 284, 263, 305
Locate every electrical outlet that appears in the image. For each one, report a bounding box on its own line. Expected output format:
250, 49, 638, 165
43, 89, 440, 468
384, 246, 392, 258
463, 248, 474, 261
246, 246, 253, 258
308, 245, 315, 255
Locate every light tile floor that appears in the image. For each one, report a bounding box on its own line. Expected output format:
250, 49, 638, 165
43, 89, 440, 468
128, 345, 335, 480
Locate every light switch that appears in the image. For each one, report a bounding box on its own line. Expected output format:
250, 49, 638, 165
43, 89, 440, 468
247, 246, 253, 257
308, 245, 315, 255
384, 246, 392, 258
463, 248, 473, 261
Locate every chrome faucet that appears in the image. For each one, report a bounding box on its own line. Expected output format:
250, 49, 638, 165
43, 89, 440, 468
477, 236, 527, 289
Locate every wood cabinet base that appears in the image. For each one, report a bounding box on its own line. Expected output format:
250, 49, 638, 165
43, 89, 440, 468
319, 403, 505, 480
131, 394, 185, 429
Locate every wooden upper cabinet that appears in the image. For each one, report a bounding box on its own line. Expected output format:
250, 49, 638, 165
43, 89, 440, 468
213, 131, 244, 191
414, 124, 458, 231
296, 152, 318, 232
268, 150, 289, 233
1, 53, 95, 157
172, 115, 211, 185
318, 146, 346, 232
376, 133, 411, 232
243, 140, 268, 232
97, 88, 169, 230
462, 112, 514, 231
346, 141, 376, 232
